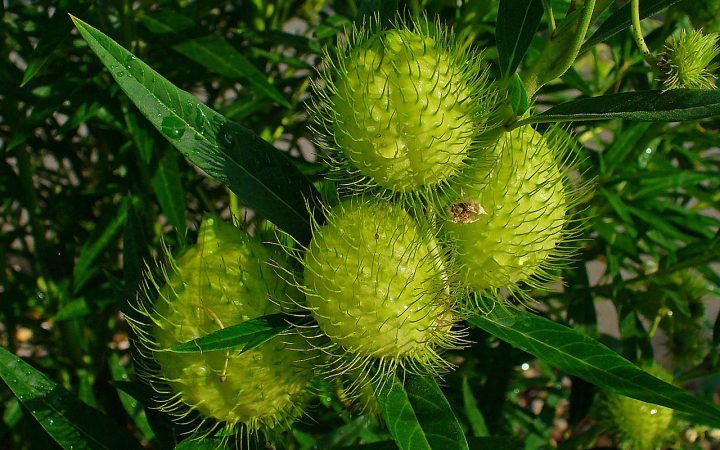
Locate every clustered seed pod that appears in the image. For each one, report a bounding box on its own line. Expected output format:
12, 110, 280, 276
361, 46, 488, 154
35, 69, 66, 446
301, 199, 461, 378
598, 365, 676, 450
131, 217, 315, 440
658, 28, 720, 90
133, 15, 595, 444
441, 126, 584, 293
311, 18, 497, 196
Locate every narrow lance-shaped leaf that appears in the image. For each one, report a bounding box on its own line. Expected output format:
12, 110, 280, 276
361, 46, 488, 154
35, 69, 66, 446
373, 376, 432, 450
71, 16, 321, 245
0, 348, 143, 450
515, 89, 720, 126
373, 375, 469, 450
496, 0, 544, 78
151, 150, 187, 245
405, 375, 469, 450
73, 197, 129, 293
168, 313, 292, 353
468, 304, 720, 427
172, 36, 289, 108
581, 0, 683, 53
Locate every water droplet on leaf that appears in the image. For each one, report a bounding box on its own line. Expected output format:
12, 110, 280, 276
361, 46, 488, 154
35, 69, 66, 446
161, 117, 186, 140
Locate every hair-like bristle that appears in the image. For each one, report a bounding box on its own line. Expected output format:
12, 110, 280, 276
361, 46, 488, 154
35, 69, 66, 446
125, 216, 317, 447
439, 125, 595, 307
309, 14, 503, 205
658, 28, 720, 91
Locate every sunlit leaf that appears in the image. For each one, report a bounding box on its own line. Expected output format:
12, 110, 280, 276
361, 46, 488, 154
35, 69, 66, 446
468, 304, 720, 427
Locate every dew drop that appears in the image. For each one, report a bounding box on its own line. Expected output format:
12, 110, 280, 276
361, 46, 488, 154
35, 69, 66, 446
220, 130, 235, 147
161, 116, 186, 140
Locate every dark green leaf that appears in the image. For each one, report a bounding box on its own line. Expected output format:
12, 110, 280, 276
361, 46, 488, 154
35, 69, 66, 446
123, 109, 155, 164
172, 36, 289, 107
581, 0, 683, 53
0, 347, 142, 450
54, 298, 91, 321
151, 151, 187, 245
71, 16, 320, 245
73, 197, 129, 293
356, 0, 399, 24
174, 439, 220, 450
373, 376, 432, 450
140, 10, 196, 34
466, 437, 523, 450
108, 353, 155, 444
405, 376, 468, 450
21, 6, 79, 86
496, 0, 544, 78
560, 67, 593, 97
517, 89, 720, 125
467, 304, 720, 427
462, 378, 489, 437
602, 122, 652, 175
168, 313, 291, 353
123, 202, 148, 293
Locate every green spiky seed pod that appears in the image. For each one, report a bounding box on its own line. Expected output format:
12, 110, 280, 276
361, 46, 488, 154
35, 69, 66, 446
132, 217, 315, 437
442, 126, 585, 292
659, 29, 720, 90
312, 18, 498, 196
599, 365, 675, 450
301, 198, 461, 378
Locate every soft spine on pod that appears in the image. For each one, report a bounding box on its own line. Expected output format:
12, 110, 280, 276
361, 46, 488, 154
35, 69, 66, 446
299, 198, 463, 382
599, 364, 676, 450
442, 126, 588, 294
128, 216, 315, 440
658, 28, 720, 90
311, 16, 499, 197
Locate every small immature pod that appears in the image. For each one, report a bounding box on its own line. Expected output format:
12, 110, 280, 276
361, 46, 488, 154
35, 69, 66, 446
658, 28, 720, 90
132, 217, 315, 438
301, 198, 462, 378
599, 365, 676, 450
443, 126, 585, 292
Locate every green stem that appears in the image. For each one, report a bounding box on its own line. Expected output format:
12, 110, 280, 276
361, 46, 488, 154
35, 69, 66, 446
631, 0, 656, 65
523, 0, 597, 98
541, 0, 556, 36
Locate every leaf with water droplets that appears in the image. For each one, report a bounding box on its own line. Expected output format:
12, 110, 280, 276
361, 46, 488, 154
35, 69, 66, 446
0, 347, 142, 450
71, 16, 321, 244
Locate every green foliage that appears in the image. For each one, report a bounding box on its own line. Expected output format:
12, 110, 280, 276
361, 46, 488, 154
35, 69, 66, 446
2, 0, 719, 449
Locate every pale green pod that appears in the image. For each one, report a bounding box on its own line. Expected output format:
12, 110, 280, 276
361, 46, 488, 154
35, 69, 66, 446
301, 199, 461, 377
443, 126, 583, 292
134, 217, 315, 437
312, 18, 498, 196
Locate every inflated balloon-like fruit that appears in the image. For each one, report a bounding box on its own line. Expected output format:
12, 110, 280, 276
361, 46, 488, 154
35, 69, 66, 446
130, 216, 315, 436
301, 198, 460, 377
599, 365, 675, 450
659, 28, 720, 90
311, 18, 498, 195
442, 126, 585, 292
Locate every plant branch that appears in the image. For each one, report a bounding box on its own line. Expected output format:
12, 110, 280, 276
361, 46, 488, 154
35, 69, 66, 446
541, 0, 557, 36
631, 0, 657, 65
